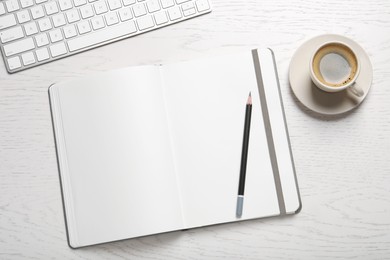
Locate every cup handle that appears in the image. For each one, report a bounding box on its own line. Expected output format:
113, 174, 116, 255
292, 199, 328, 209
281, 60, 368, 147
348, 83, 364, 97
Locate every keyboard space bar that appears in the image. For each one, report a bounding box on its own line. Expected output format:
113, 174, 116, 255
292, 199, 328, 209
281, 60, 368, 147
67, 21, 137, 52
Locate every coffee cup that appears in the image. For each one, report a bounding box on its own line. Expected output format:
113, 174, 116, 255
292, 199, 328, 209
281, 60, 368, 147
309, 41, 364, 97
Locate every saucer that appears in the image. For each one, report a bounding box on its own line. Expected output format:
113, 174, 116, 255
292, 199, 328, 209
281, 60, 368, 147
289, 34, 373, 115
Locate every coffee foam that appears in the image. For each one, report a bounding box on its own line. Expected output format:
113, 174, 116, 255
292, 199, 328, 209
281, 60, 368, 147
312, 43, 358, 87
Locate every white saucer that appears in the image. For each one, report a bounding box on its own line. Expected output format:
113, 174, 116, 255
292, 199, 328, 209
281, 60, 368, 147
289, 34, 373, 115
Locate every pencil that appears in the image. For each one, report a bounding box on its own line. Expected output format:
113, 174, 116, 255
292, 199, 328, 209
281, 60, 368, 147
236, 92, 252, 218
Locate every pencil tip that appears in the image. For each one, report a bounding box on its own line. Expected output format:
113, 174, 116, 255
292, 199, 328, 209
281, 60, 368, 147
247, 92, 252, 105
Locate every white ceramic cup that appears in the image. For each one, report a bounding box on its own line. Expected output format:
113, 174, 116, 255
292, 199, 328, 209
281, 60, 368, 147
309, 41, 364, 97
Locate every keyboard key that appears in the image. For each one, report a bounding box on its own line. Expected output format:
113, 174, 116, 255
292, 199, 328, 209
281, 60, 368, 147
49, 29, 63, 42
45, 2, 59, 15
31, 6, 45, 19
73, 0, 87, 7
20, 0, 34, 8
52, 13, 67, 27
0, 3, 6, 15
16, 10, 31, 23
36, 47, 50, 61
167, 6, 181, 21
195, 0, 209, 12
123, 0, 136, 6
21, 51, 36, 65
6, 0, 20, 13
67, 20, 137, 51
107, 0, 122, 10
176, 0, 190, 3
3, 38, 35, 56
181, 2, 194, 10
36, 0, 48, 4
66, 9, 80, 23
133, 4, 147, 17
38, 18, 53, 31
183, 8, 195, 16
77, 20, 91, 34
35, 33, 49, 46
105, 12, 119, 26
91, 16, 105, 30
136, 15, 154, 30
94, 0, 108, 14
63, 24, 77, 38
147, 0, 160, 13
154, 11, 168, 25
0, 14, 17, 30
58, 0, 73, 11
80, 5, 94, 18
24, 21, 38, 35
118, 8, 132, 21
160, 0, 174, 8
7, 56, 22, 70
50, 42, 67, 57
0, 26, 24, 43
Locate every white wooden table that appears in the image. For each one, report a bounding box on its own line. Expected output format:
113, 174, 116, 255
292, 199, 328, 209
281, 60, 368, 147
1, 0, 390, 258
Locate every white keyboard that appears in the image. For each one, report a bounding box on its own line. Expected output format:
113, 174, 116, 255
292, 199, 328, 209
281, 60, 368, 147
0, 0, 211, 73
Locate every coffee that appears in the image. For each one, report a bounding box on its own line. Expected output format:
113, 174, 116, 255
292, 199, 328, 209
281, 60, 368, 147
311, 43, 358, 88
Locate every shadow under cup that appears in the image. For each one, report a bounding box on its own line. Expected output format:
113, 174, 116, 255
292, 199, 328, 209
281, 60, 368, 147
311, 42, 359, 90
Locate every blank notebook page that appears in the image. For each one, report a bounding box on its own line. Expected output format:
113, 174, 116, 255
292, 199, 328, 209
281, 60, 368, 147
51, 66, 184, 247
161, 51, 280, 228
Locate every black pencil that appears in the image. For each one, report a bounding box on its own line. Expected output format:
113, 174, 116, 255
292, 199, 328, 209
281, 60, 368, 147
236, 92, 252, 218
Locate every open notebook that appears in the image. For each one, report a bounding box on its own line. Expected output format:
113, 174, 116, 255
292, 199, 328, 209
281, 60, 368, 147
49, 48, 301, 248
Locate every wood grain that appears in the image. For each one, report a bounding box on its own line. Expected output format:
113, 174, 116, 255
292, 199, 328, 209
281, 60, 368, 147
1, 0, 390, 259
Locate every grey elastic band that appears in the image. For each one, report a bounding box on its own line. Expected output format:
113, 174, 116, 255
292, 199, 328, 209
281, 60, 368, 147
252, 49, 286, 215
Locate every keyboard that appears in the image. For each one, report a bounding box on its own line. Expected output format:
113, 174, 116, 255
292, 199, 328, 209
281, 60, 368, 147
0, 0, 211, 73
